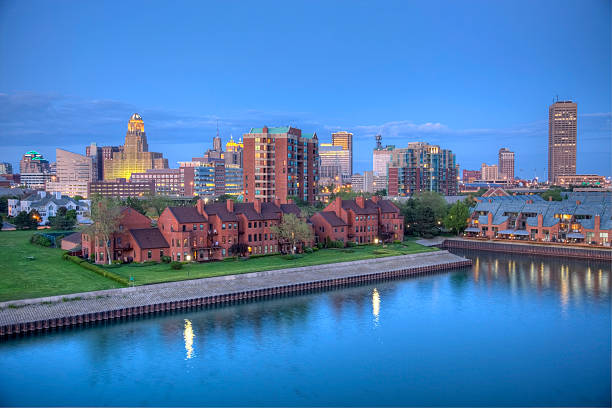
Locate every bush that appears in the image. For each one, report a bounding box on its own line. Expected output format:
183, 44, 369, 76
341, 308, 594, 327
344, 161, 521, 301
30, 233, 52, 247
112, 260, 122, 265
170, 261, 183, 270
304, 247, 314, 254
143, 260, 157, 265
312, 246, 319, 252
393, 240, 402, 244
316, 242, 324, 249
161, 255, 171, 263
63, 255, 128, 286
346, 241, 357, 248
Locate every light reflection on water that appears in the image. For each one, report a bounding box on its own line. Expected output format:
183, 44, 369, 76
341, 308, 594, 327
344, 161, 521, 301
0, 250, 609, 407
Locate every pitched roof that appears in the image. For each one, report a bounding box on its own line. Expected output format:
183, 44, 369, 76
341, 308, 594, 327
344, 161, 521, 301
203, 203, 238, 221
377, 199, 400, 213
62, 232, 82, 244
341, 199, 378, 214
167, 206, 207, 223
280, 203, 302, 217
261, 202, 283, 219
317, 211, 347, 227
233, 203, 263, 220
129, 228, 169, 249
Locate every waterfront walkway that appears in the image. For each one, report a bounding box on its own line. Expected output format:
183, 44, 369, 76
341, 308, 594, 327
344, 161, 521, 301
0, 251, 469, 329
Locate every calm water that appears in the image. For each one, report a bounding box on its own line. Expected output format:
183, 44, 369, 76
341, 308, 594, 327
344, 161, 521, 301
0, 250, 610, 407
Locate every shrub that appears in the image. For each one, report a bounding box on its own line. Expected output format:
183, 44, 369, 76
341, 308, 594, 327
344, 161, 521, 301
316, 242, 324, 249
143, 260, 157, 265
346, 241, 357, 248
63, 255, 128, 286
170, 261, 182, 270
312, 246, 319, 252
161, 255, 171, 263
111, 260, 122, 265
30, 233, 52, 247
393, 240, 402, 244
304, 247, 314, 254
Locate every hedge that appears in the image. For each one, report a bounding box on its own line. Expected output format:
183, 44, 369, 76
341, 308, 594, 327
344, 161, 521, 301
63, 254, 128, 286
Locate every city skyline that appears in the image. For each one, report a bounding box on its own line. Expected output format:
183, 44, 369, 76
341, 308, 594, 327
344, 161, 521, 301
0, 0, 610, 179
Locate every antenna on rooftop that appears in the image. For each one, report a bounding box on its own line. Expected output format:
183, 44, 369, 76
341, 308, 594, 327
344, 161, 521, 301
216, 120, 219, 138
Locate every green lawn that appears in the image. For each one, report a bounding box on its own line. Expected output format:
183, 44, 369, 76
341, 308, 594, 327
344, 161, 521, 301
0, 229, 436, 302
0, 230, 122, 302
110, 241, 437, 286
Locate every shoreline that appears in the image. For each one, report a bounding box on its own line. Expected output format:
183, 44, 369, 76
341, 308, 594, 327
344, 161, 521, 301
441, 238, 612, 260
0, 251, 471, 337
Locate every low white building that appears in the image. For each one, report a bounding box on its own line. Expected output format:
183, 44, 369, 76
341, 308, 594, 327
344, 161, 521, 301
8, 191, 91, 225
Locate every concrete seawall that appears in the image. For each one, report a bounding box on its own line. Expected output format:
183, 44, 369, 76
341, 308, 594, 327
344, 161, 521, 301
0, 251, 471, 337
442, 238, 612, 261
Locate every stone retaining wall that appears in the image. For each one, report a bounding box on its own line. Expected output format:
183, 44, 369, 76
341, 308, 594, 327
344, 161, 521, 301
442, 239, 611, 261
0, 251, 471, 337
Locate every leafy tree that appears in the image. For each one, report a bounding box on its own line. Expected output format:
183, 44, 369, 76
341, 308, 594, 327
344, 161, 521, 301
413, 191, 448, 221
13, 210, 39, 230
124, 196, 146, 214
443, 201, 471, 235
87, 196, 122, 265
540, 188, 563, 202
271, 213, 313, 254
413, 206, 436, 237
49, 206, 77, 230
73, 195, 84, 201
374, 188, 386, 197
215, 194, 242, 203
229, 242, 249, 257
147, 195, 174, 218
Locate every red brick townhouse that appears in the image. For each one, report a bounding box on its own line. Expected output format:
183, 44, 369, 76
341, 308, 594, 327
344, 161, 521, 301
83, 207, 169, 264
310, 196, 403, 245
158, 206, 209, 262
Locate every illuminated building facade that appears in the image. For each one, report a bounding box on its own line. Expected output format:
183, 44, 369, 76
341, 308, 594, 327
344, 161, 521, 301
331, 131, 353, 177
480, 163, 499, 181
548, 101, 577, 183
320, 144, 348, 180
225, 136, 243, 167
387, 142, 458, 196
243, 126, 319, 204
88, 178, 155, 198
130, 167, 195, 197
46, 148, 96, 198
498, 148, 515, 181
103, 114, 168, 180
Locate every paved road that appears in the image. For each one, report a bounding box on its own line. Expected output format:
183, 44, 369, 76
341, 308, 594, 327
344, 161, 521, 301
0, 251, 468, 326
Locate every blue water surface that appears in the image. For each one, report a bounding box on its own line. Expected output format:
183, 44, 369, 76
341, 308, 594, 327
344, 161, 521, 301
0, 250, 610, 407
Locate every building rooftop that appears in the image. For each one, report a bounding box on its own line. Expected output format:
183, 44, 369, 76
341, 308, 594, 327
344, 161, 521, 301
129, 228, 169, 249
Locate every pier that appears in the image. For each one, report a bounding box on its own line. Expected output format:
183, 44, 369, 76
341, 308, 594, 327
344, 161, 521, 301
0, 250, 470, 337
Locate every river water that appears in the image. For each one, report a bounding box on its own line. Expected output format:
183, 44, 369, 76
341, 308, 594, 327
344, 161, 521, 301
0, 250, 610, 406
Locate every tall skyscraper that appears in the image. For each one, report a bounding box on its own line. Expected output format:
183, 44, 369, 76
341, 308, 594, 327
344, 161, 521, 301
103, 114, 169, 180
225, 135, 243, 167
243, 126, 319, 204
498, 148, 515, 181
46, 148, 96, 197
387, 142, 458, 196
548, 100, 577, 183
320, 143, 349, 180
331, 131, 353, 176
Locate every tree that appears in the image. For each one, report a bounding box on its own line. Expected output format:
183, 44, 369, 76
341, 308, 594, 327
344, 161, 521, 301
413, 206, 436, 237
540, 188, 563, 202
87, 196, 122, 265
73, 195, 84, 201
271, 213, 313, 254
374, 189, 386, 197
215, 194, 242, 203
147, 195, 174, 218
444, 201, 471, 235
413, 191, 448, 222
229, 242, 249, 257
124, 196, 146, 215
13, 210, 39, 230
48, 206, 77, 230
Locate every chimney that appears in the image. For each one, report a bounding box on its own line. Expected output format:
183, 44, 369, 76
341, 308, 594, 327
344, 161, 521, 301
226, 199, 234, 213
196, 198, 205, 215
254, 198, 261, 214
335, 196, 342, 218
356, 196, 365, 208
548, 196, 552, 202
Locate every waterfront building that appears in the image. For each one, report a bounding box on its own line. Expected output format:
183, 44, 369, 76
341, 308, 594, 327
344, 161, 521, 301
87, 178, 155, 198
465, 191, 611, 245
158, 206, 209, 262
130, 167, 195, 197
0, 162, 13, 174
45, 148, 96, 198
7, 191, 91, 225
103, 114, 169, 180
498, 148, 515, 181
243, 126, 319, 204
331, 131, 353, 178
548, 100, 577, 183
82, 207, 165, 263
387, 142, 458, 196
311, 196, 403, 245
480, 163, 499, 181
462, 169, 481, 183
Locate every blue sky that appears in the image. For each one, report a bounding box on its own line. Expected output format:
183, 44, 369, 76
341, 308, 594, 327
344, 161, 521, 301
0, 0, 610, 179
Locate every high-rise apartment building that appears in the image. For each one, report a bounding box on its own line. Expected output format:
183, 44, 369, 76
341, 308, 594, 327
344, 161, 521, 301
103, 114, 168, 180
480, 163, 499, 181
243, 126, 319, 204
498, 148, 515, 181
331, 131, 353, 177
548, 100, 577, 183
192, 163, 243, 197
86, 144, 122, 180
46, 148, 96, 198
387, 142, 458, 196
0, 162, 13, 174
